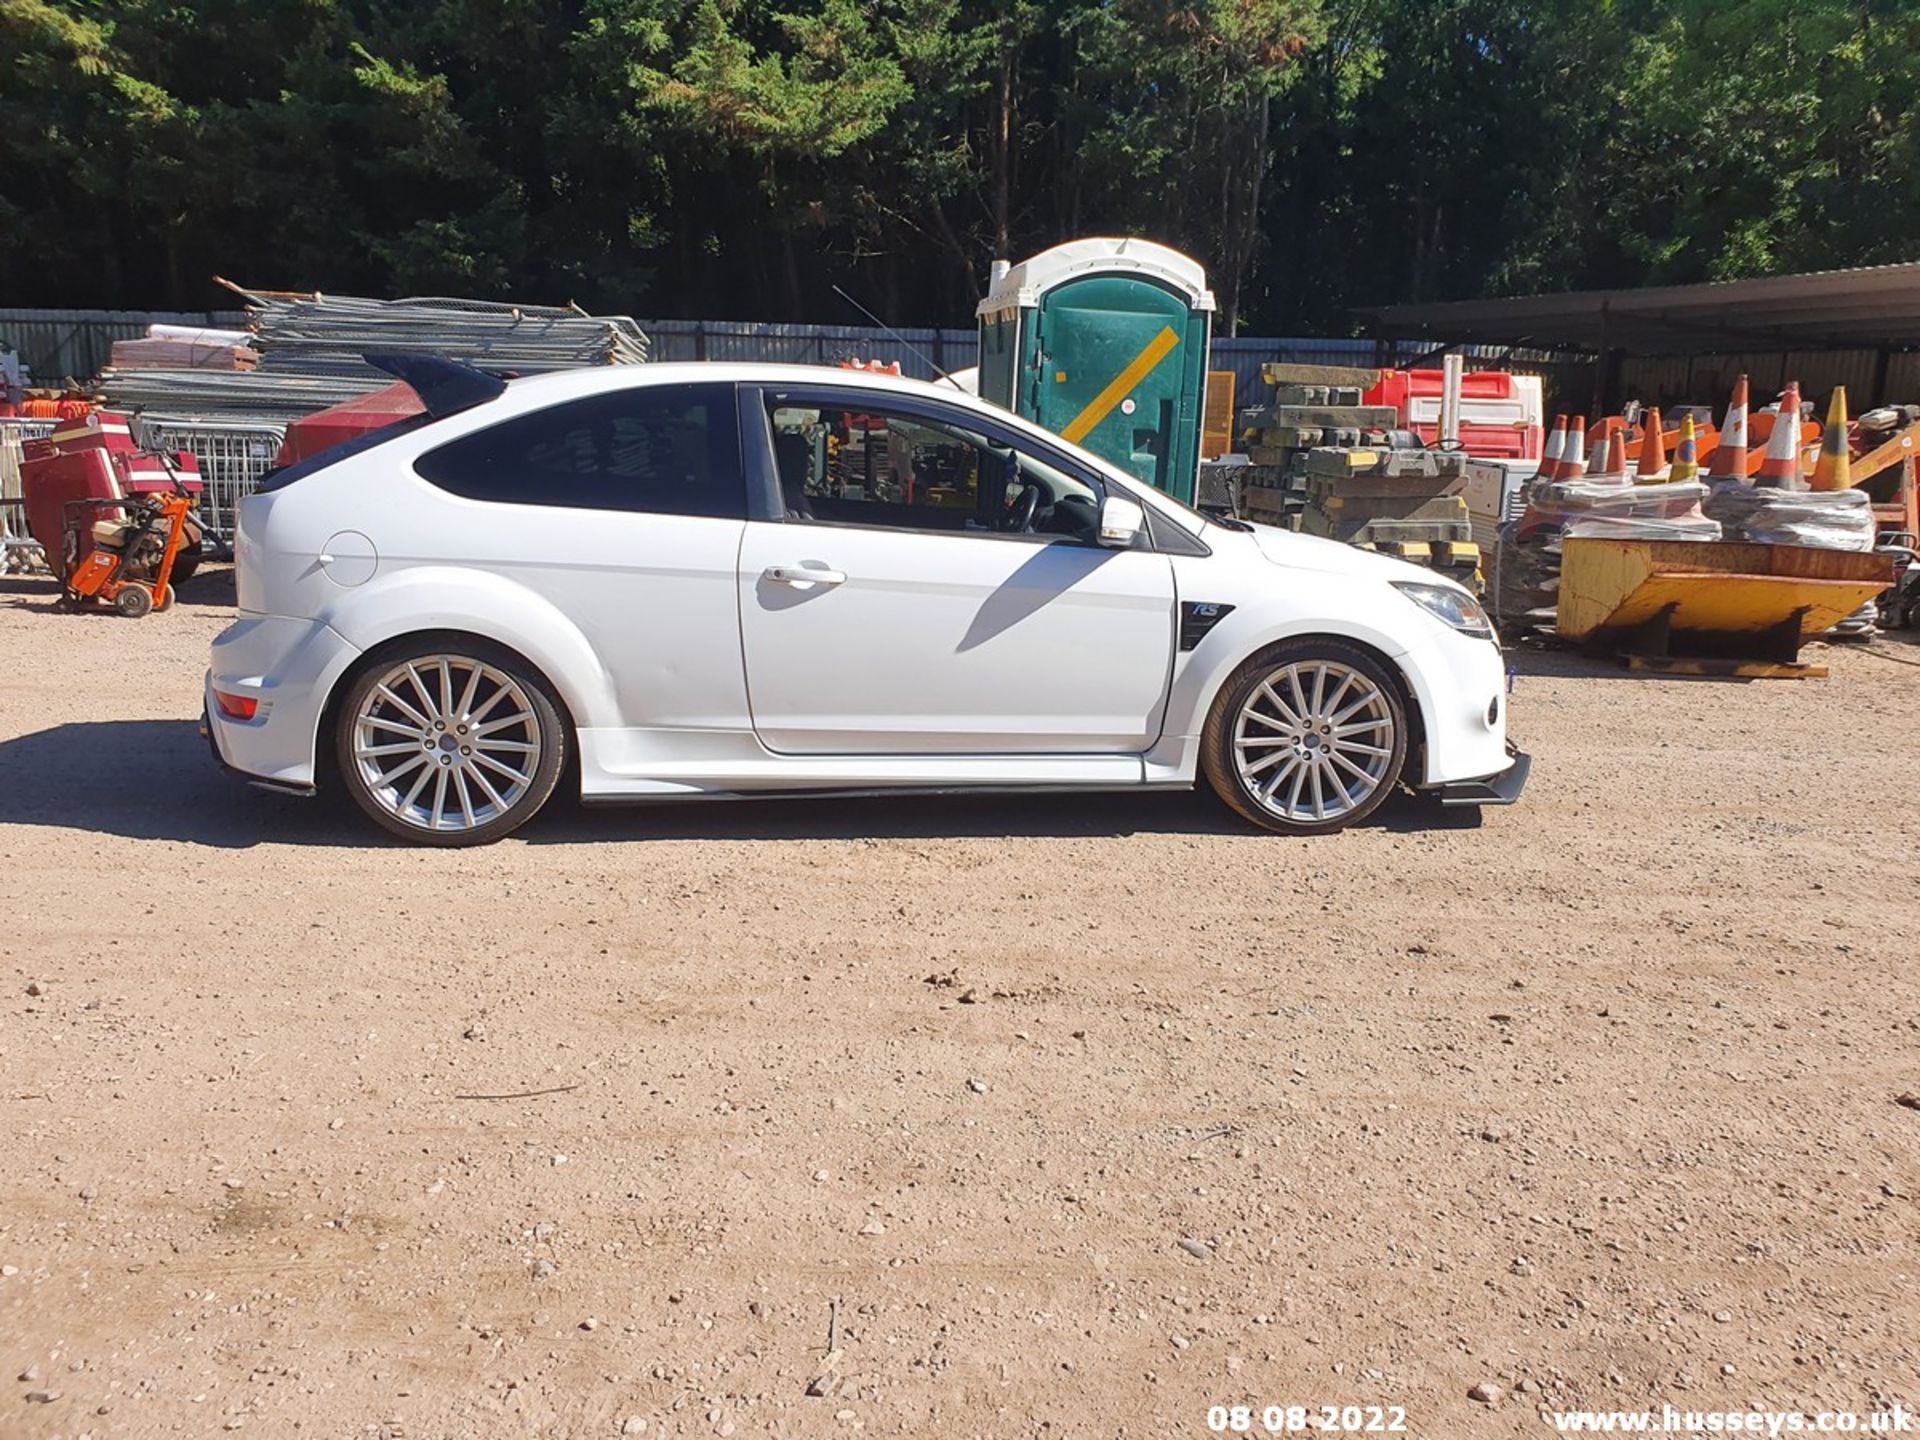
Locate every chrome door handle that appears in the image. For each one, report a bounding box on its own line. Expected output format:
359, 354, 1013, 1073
762, 564, 847, 587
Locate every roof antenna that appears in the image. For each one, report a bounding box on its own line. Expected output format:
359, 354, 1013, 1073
831, 285, 966, 391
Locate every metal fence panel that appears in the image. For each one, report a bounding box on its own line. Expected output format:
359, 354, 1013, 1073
1889, 352, 1920, 399
640, 320, 979, 379
138, 418, 286, 547
1, 418, 56, 572
1785, 349, 1884, 403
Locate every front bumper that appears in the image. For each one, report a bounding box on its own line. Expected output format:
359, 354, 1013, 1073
1396, 625, 1513, 785
1434, 747, 1531, 806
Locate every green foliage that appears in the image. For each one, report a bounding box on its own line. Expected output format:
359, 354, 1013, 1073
1, 0, 1915, 330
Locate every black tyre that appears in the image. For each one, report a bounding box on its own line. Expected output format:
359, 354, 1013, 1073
1200, 637, 1409, 835
333, 640, 567, 846
114, 584, 154, 619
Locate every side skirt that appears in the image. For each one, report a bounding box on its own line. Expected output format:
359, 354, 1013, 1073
580, 780, 1193, 808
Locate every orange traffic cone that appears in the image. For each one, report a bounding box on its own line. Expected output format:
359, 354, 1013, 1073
1669, 413, 1700, 483
1635, 407, 1670, 482
1754, 381, 1802, 488
1590, 417, 1630, 484
1553, 415, 1587, 482
1538, 414, 1567, 479
1708, 374, 1750, 482
1811, 386, 1852, 491
1526, 414, 1566, 501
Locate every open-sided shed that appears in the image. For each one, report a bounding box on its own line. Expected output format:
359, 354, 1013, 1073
1364, 261, 1920, 411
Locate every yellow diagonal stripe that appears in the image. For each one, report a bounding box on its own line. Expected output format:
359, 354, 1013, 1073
1060, 326, 1181, 444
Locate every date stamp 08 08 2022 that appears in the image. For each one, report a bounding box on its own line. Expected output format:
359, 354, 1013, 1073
1206, 1404, 1410, 1434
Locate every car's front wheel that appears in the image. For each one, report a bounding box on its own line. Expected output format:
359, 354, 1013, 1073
334, 642, 566, 846
1201, 638, 1408, 834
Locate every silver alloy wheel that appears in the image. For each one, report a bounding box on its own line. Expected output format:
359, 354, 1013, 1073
350, 656, 542, 834
1231, 659, 1397, 824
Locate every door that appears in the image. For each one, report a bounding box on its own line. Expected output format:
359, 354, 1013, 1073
1031, 275, 1201, 499
739, 389, 1177, 756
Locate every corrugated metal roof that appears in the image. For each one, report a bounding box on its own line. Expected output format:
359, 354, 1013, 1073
1364, 260, 1920, 352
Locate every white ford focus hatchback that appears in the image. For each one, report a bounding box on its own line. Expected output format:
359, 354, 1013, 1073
204, 358, 1528, 845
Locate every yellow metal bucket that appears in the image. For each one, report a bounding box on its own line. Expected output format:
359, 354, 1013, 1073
1557, 538, 1894, 661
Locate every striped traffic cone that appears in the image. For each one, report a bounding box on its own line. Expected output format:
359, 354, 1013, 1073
1635, 408, 1670, 482
1754, 381, 1802, 488
1553, 415, 1587, 482
1669, 413, 1700, 483
1708, 374, 1750, 482
1538, 414, 1567, 479
1811, 386, 1852, 491
1587, 424, 1610, 480
1526, 414, 1566, 502
1590, 417, 1630, 484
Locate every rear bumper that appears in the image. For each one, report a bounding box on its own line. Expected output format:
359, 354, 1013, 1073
1433, 747, 1531, 806
201, 704, 317, 796
205, 614, 361, 789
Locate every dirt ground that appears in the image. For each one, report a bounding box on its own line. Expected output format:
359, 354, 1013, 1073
2, 566, 1917, 1440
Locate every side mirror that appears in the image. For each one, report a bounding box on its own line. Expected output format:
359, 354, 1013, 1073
1098, 493, 1144, 548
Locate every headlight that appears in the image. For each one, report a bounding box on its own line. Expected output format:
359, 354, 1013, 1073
1392, 580, 1495, 641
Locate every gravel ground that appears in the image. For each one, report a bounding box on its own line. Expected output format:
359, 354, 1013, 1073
2, 568, 1918, 1439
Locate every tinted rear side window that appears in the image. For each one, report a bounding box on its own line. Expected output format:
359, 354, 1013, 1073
259, 413, 433, 493
414, 382, 743, 518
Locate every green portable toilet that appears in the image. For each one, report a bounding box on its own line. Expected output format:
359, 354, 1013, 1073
976, 237, 1214, 503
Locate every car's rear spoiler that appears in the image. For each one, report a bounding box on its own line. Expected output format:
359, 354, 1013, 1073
366, 352, 510, 418
255, 354, 510, 496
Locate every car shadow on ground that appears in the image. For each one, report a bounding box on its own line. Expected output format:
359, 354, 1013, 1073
544, 784, 1480, 844
0, 719, 1480, 848
0, 719, 362, 849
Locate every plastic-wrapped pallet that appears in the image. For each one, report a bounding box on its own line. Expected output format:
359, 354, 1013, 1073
1703, 483, 1875, 552
1517, 479, 1718, 545
1563, 514, 1723, 541
1493, 521, 1559, 626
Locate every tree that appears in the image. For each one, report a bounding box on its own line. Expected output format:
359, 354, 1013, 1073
1065, 0, 1319, 333
3, 0, 1918, 332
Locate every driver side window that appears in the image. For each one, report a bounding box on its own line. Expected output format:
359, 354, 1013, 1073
764, 397, 1099, 543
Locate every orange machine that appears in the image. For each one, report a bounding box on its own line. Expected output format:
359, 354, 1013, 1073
1849, 416, 1920, 541
61, 486, 196, 617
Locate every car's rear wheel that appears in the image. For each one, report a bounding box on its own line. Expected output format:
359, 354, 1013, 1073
334, 643, 565, 846
1201, 639, 1408, 834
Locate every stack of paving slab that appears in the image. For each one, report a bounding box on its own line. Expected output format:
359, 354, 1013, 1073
1238, 363, 1481, 588
1235, 364, 1391, 522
